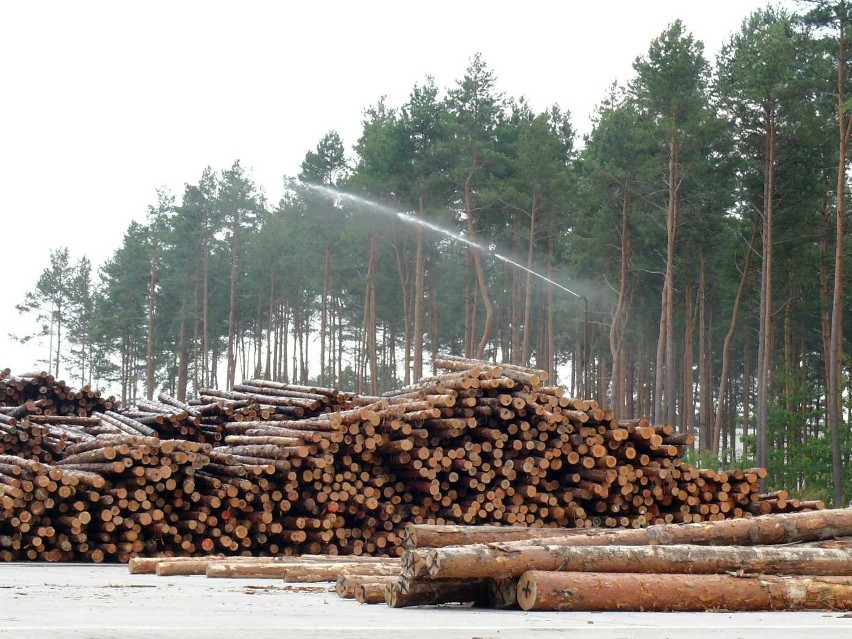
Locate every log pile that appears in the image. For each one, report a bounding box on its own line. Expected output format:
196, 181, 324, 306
0, 372, 115, 418
347, 509, 852, 611
0, 358, 823, 563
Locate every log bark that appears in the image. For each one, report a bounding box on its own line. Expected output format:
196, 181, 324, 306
517, 571, 852, 611
427, 543, 852, 579
206, 558, 399, 579
404, 524, 588, 550
422, 509, 852, 579
336, 574, 399, 598
355, 582, 390, 604
385, 577, 490, 608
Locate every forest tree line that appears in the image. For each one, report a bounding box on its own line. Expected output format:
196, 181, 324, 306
16, 4, 852, 504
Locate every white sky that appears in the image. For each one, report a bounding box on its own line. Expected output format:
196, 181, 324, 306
0, 0, 785, 380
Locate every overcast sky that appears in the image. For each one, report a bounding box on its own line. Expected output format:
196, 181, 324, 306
0, 0, 787, 379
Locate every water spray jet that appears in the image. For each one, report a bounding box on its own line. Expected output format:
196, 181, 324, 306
294, 181, 590, 384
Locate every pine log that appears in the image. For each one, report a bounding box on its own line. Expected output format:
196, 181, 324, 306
517, 571, 852, 611
487, 577, 520, 609
404, 523, 588, 549
282, 564, 398, 583
206, 558, 399, 579
128, 557, 172, 574
416, 509, 852, 578
427, 543, 852, 579
385, 578, 491, 608
355, 582, 391, 604
336, 574, 399, 598
156, 556, 228, 576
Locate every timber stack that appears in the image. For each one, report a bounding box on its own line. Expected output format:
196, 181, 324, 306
0, 358, 822, 562
345, 509, 852, 611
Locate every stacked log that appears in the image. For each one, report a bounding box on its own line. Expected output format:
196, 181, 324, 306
1, 436, 214, 562
0, 358, 823, 563
0, 372, 115, 417
121, 395, 205, 442
362, 509, 852, 610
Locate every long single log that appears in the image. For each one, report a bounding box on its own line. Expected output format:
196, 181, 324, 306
427, 543, 852, 579
206, 558, 400, 579
517, 571, 852, 611
404, 523, 588, 549
128, 557, 175, 574
482, 508, 852, 550
156, 557, 229, 576
282, 564, 395, 583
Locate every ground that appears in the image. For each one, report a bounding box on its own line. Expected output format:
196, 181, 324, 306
0, 564, 850, 638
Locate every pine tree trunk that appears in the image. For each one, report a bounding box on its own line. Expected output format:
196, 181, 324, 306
192, 285, 199, 396
176, 300, 188, 402
693, 250, 719, 453
637, 335, 646, 419
226, 214, 240, 390
464, 275, 473, 359
121, 336, 128, 407
546, 243, 555, 381
301, 308, 309, 384
510, 254, 521, 366
413, 196, 426, 381
820, 196, 832, 409
743, 335, 751, 444
683, 283, 695, 448
756, 109, 775, 483
830, 20, 851, 506
265, 273, 274, 378
389, 223, 412, 386
610, 191, 630, 416
714, 224, 756, 453
56, 276, 63, 379
145, 256, 157, 400
282, 299, 290, 383
521, 196, 538, 366
368, 234, 379, 396
702, 294, 715, 450
664, 136, 679, 426
254, 294, 263, 378
465, 168, 493, 359
320, 246, 330, 387
202, 236, 209, 388
653, 293, 666, 425
430, 276, 439, 376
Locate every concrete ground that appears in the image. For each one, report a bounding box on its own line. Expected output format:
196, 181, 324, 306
1, 564, 851, 639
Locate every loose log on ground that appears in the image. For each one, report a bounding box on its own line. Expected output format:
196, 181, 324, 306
517, 571, 852, 611
206, 558, 400, 580
355, 582, 391, 604
385, 577, 491, 608
336, 574, 399, 598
